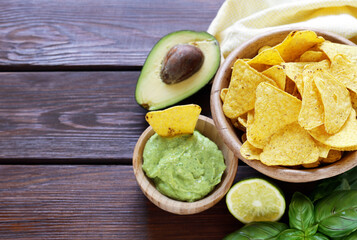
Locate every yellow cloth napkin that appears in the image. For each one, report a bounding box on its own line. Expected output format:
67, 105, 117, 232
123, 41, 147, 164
208, 0, 357, 60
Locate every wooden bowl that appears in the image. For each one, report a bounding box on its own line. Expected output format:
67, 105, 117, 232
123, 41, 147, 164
132, 115, 237, 215
211, 27, 357, 183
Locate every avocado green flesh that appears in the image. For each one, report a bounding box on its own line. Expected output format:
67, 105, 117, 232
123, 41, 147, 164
142, 130, 226, 202
135, 30, 220, 110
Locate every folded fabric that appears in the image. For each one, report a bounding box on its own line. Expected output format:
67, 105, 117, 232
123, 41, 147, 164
208, 0, 357, 60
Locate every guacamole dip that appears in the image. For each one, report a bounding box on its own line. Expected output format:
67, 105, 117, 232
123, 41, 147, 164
142, 130, 226, 202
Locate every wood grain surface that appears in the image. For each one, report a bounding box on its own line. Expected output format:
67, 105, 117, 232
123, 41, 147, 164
0, 1, 341, 239
0, 72, 212, 162
0, 0, 224, 70
0, 165, 316, 240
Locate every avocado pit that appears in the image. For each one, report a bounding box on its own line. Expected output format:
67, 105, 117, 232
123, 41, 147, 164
160, 44, 204, 84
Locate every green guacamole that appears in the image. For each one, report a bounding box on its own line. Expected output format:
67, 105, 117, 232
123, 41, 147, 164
142, 130, 226, 202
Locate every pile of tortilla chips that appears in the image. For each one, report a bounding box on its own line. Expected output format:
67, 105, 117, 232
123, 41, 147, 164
221, 30, 357, 168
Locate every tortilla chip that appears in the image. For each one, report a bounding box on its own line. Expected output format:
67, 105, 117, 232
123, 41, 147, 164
282, 62, 307, 78
145, 104, 201, 137
262, 65, 286, 90
274, 30, 324, 62
249, 63, 271, 72
220, 88, 228, 102
298, 68, 324, 130
238, 112, 248, 128
305, 59, 330, 70
329, 54, 357, 94
308, 109, 357, 151
320, 149, 342, 164
247, 82, 302, 148
299, 50, 328, 62
223, 59, 277, 118
260, 122, 319, 166
319, 41, 357, 64
314, 69, 352, 134
247, 110, 254, 125
292, 60, 331, 97
302, 160, 321, 168
282, 62, 308, 95
231, 117, 245, 131
258, 45, 271, 54
315, 141, 331, 158
240, 140, 262, 160
282, 60, 329, 97
248, 48, 284, 66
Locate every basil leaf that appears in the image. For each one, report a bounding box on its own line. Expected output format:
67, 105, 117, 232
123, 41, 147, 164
340, 230, 357, 240
311, 166, 357, 203
289, 192, 315, 231
306, 233, 330, 240
342, 166, 357, 184
337, 178, 351, 191
223, 222, 288, 240
305, 224, 319, 236
349, 179, 357, 189
310, 179, 346, 203
315, 190, 357, 238
276, 229, 304, 240
331, 230, 357, 240
276, 229, 329, 240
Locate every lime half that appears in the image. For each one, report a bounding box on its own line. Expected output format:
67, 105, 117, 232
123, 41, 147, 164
226, 178, 286, 223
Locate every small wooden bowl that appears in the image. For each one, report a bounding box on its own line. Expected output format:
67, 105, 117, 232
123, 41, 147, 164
211, 27, 357, 183
132, 115, 237, 215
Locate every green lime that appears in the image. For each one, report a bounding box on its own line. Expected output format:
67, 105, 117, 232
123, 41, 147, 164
226, 178, 286, 223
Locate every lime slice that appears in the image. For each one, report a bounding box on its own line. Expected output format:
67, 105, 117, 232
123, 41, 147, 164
226, 178, 286, 223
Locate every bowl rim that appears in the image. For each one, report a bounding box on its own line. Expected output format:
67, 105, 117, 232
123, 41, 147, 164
132, 115, 238, 215
210, 27, 357, 183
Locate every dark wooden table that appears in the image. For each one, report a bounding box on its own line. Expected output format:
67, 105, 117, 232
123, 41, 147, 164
0, 1, 317, 239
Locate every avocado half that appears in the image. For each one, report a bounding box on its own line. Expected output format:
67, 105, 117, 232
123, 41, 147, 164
135, 30, 221, 110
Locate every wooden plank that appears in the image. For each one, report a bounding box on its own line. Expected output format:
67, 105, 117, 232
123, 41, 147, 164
0, 0, 225, 69
0, 165, 316, 239
0, 71, 211, 162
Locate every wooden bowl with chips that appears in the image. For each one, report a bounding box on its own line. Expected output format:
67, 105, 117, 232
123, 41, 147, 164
211, 27, 357, 183
132, 115, 237, 215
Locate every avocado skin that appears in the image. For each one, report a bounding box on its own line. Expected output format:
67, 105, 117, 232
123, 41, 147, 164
135, 30, 221, 110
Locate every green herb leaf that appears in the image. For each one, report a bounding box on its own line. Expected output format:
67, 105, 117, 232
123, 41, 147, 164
305, 224, 319, 236
331, 230, 357, 240
310, 166, 357, 202
349, 179, 357, 189
342, 166, 357, 184
289, 192, 315, 231
276, 229, 329, 240
340, 230, 357, 240
306, 233, 330, 240
315, 190, 357, 238
223, 222, 288, 240
276, 229, 304, 240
